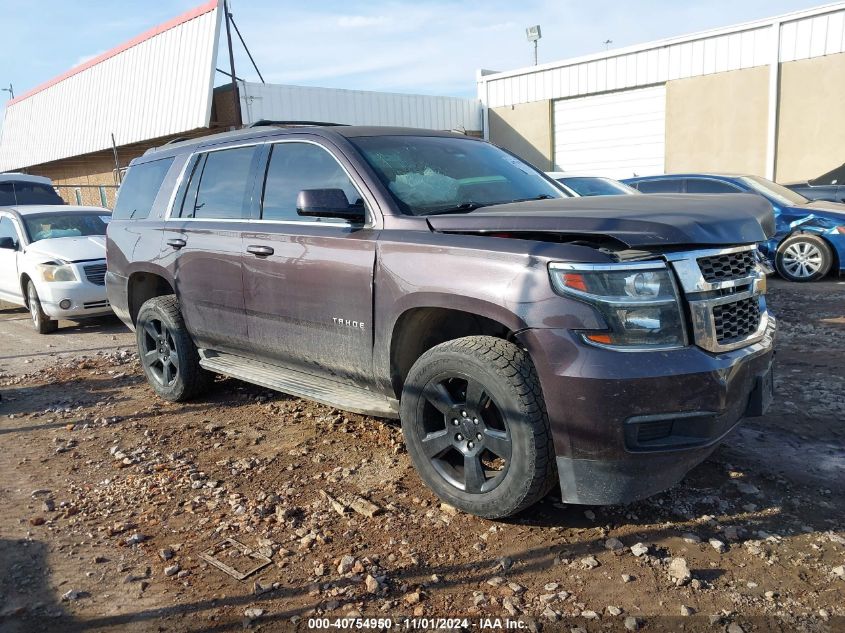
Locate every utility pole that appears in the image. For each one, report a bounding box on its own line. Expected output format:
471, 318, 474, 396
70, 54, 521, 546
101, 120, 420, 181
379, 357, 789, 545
111, 133, 121, 184
1, 83, 13, 100
526, 26, 542, 66
223, 0, 242, 127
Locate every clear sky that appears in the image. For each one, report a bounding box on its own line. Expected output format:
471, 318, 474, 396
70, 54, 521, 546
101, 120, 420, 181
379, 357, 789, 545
0, 0, 830, 115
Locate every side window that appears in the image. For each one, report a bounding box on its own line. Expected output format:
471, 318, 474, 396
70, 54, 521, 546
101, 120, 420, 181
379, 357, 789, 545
261, 142, 365, 222
636, 179, 683, 193
113, 157, 174, 220
686, 179, 740, 194
184, 146, 258, 219
0, 185, 15, 206
0, 216, 20, 246
0, 182, 64, 206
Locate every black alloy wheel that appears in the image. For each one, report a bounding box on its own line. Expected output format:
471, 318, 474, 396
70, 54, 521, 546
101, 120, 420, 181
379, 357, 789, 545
417, 374, 512, 494
135, 295, 212, 402
140, 317, 180, 387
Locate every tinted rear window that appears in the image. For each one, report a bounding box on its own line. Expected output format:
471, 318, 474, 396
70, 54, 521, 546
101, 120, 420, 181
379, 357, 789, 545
559, 177, 636, 196
0, 182, 64, 206
113, 157, 174, 220
635, 179, 683, 193
686, 179, 740, 193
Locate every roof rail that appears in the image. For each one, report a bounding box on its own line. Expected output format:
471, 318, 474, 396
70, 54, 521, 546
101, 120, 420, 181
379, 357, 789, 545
246, 120, 348, 128
162, 136, 191, 146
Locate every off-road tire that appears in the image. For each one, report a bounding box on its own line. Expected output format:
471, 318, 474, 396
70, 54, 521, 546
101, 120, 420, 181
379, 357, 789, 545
775, 233, 833, 282
136, 295, 213, 401
27, 280, 58, 334
400, 336, 556, 519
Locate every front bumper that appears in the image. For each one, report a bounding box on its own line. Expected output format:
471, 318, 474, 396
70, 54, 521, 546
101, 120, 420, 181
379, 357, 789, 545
516, 317, 776, 505
35, 278, 111, 319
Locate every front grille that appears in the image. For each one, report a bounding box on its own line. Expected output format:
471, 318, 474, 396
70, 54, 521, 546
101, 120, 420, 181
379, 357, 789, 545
697, 251, 756, 283
712, 297, 760, 344
668, 247, 768, 353
84, 300, 109, 309
83, 263, 107, 285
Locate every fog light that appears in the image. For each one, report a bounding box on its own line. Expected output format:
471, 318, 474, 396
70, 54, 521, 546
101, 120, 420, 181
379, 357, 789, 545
59, 299, 72, 310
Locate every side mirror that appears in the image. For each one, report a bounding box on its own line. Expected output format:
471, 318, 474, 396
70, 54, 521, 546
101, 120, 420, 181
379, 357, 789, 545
0, 237, 16, 250
296, 189, 365, 222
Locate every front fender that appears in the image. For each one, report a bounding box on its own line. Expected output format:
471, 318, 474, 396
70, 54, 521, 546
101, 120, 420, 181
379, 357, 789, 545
372, 239, 605, 392
764, 213, 845, 271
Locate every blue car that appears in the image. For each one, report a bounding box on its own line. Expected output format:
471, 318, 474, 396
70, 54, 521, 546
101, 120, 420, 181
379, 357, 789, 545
624, 173, 845, 282
546, 172, 638, 196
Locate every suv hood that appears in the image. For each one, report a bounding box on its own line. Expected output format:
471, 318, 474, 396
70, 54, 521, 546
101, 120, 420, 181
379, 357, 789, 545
427, 193, 775, 248
25, 235, 106, 263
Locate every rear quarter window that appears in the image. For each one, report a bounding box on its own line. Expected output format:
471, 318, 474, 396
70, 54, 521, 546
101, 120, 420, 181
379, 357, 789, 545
636, 179, 683, 193
113, 157, 175, 220
0, 182, 64, 206
686, 179, 741, 193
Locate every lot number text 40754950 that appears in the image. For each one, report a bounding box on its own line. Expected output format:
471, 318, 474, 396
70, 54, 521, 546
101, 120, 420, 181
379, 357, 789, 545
307, 617, 528, 629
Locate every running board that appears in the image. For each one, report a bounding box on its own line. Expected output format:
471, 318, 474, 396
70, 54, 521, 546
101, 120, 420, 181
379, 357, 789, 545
198, 351, 400, 419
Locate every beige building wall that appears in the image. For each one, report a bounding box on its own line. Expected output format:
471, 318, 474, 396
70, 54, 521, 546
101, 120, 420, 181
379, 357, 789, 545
27, 127, 217, 208
31, 151, 129, 208
775, 51, 845, 183
488, 100, 553, 171
665, 66, 770, 176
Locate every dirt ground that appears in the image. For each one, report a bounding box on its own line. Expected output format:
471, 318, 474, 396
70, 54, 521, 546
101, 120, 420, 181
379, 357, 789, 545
0, 279, 843, 633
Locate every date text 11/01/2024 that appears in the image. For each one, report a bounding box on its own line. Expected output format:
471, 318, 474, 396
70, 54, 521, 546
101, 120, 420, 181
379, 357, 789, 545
307, 617, 528, 629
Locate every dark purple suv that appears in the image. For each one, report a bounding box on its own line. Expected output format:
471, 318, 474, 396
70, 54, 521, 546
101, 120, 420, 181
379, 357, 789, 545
106, 125, 776, 518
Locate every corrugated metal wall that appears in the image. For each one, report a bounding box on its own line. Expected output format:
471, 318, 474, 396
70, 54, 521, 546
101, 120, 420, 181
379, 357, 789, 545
780, 8, 845, 61
240, 82, 482, 132
0, 2, 220, 173
480, 4, 845, 108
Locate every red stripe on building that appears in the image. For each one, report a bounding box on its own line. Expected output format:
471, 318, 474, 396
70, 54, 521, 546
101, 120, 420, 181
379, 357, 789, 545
8, 0, 219, 106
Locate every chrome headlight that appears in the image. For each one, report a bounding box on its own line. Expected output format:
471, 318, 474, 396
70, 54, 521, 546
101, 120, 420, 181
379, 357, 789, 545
36, 262, 78, 283
549, 261, 686, 350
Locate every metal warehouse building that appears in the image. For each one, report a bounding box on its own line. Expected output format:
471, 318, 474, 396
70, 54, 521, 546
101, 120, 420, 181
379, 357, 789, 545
0, 0, 481, 207
478, 1, 845, 182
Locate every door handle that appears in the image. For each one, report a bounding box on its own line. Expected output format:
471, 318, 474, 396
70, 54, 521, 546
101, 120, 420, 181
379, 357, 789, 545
166, 238, 186, 250
246, 245, 274, 257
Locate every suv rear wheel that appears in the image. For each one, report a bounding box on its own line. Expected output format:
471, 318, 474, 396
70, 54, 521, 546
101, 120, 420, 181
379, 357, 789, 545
775, 234, 833, 282
400, 336, 555, 518
27, 281, 58, 334
136, 295, 213, 401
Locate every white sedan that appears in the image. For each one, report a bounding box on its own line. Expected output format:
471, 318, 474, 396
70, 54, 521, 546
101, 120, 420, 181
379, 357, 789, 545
0, 206, 112, 333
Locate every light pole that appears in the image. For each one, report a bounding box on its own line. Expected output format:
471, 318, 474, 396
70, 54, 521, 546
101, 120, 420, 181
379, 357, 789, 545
603, 39, 613, 50
526, 25, 542, 66
1, 83, 13, 100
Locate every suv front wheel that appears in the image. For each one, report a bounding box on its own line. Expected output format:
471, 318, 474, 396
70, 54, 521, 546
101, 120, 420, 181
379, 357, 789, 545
400, 336, 555, 519
136, 295, 212, 401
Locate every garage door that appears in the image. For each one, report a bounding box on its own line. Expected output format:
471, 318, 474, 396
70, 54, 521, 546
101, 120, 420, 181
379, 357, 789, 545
553, 86, 666, 179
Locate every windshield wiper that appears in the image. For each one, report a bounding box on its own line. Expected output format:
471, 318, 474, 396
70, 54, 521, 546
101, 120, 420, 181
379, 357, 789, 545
510, 194, 556, 203
424, 202, 488, 216
424, 194, 556, 216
